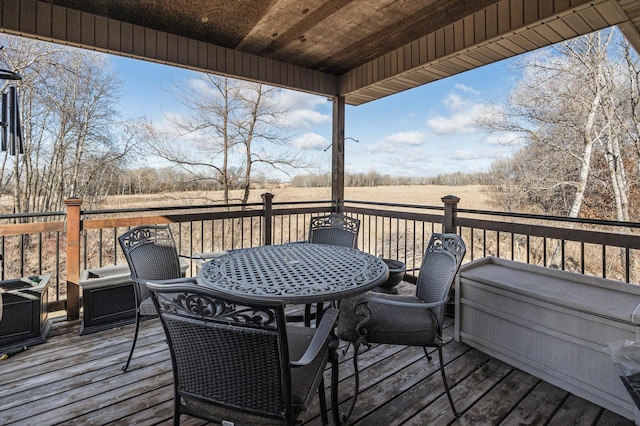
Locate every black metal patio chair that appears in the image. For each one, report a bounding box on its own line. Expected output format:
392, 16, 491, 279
337, 233, 466, 420
117, 224, 195, 372
146, 281, 340, 426
308, 213, 360, 249
290, 213, 361, 326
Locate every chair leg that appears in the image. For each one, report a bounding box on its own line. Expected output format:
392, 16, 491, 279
329, 340, 342, 426
304, 304, 313, 327
436, 346, 459, 418
318, 376, 329, 425
122, 312, 141, 372
340, 343, 361, 423
423, 346, 432, 362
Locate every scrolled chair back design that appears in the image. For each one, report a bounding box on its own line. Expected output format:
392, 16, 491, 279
429, 232, 466, 260
310, 214, 359, 233
308, 213, 361, 250
154, 290, 278, 328
119, 225, 173, 250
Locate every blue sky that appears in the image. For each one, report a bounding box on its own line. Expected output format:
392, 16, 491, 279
111, 54, 522, 180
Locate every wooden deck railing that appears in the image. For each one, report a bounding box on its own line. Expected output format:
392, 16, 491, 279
0, 192, 638, 319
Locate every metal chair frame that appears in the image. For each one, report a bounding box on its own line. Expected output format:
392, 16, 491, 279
339, 233, 466, 420
147, 282, 341, 425
117, 224, 193, 371
308, 213, 360, 249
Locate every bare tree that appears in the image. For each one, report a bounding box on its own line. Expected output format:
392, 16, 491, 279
479, 29, 640, 275
143, 74, 307, 204
0, 35, 136, 213
481, 29, 640, 224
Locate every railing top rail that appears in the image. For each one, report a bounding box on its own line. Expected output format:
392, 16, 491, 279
343, 199, 444, 211
0, 211, 65, 220
458, 208, 640, 229
81, 201, 265, 216
343, 198, 640, 229
271, 199, 333, 207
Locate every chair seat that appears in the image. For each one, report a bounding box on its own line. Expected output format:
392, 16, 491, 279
339, 292, 436, 346
138, 296, 157, 316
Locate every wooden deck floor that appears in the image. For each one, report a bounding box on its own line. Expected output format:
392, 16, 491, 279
0, 286, 635, 425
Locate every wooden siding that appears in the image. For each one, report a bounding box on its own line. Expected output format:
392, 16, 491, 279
340, 0, 630, 105
0, 0, 339, 98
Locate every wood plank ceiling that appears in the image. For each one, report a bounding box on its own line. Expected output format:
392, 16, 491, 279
1, 0, 640, 105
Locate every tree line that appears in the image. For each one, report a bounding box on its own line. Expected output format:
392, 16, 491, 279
290, 171, 491, 188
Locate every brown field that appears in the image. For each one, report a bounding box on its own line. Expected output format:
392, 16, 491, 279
102, 185, 493, 210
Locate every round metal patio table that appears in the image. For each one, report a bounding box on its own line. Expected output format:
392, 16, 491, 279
196, 242, 389, 304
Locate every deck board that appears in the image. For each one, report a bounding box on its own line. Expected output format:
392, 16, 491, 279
0, 283, 634, 425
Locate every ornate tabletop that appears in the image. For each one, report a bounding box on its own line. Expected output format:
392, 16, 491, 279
196, 243, 389, 304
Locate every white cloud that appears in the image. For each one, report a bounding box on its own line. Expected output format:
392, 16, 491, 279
451, 150, 486, 160
277, 90, 327, 110
292, 133, 329, 150
454, 83, 480, 95
425, 82, 489, 135
371, 131, 425, 152
443, 93, 467, 111
381, 131, 425, 145
277, 91, 331, 129
284, 109, 330, 128
427, 103, 486, 135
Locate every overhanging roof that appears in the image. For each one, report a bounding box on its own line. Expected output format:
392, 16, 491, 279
1, 0, 640, 105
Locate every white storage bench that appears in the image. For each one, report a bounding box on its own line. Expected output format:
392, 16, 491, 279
455, 256, 640, 421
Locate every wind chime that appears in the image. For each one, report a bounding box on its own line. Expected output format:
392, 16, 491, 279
0, 68, 24, 155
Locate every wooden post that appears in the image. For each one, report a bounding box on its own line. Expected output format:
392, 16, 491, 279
64, 197, 83, 321
442, 195, 460, 234
261, 192, 273, 246
331, 96, 345, 212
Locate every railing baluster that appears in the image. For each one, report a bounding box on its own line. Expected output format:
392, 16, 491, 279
1, 236, 4, 280
483, 229, 487, 257
38, 233, 43, 274
626, 247, 630, 283
511, 233, 514, 261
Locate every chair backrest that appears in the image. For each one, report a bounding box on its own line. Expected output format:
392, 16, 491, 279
416, 233, 466, 323
147, 282, 294, 424
308, 214, 360, 248
118, 225, 182, 281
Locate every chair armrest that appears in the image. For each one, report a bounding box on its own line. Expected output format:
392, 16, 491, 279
142, 277, 198, 285
363, 296, 447, 309
180, 252, 229, 261
291, 307, 338, 367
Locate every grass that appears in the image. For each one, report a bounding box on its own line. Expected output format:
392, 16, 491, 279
101, 185, 493, 210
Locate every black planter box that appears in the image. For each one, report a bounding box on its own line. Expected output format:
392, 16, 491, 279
79, 264, 136, 335
0, 274, 52, 352
79, 260, 189, 335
